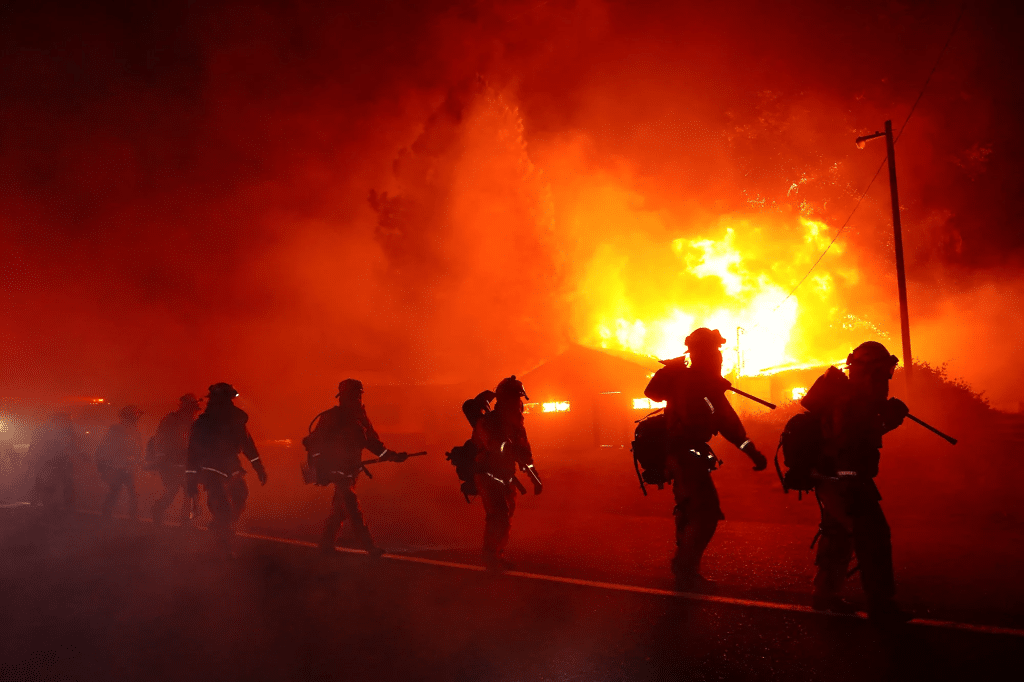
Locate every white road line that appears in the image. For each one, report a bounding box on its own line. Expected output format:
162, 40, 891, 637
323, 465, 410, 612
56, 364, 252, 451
236, 532, 1024, 638
238, 532, 489, 572
43, 508, 1024, 639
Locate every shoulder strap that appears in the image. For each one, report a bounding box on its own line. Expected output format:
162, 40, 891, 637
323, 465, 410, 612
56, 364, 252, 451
774, 437, 788, 494
308, 409, 332, 434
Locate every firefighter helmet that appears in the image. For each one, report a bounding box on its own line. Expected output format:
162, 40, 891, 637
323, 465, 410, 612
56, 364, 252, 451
495, 375, 529, 401
336, 379, 364, 399
179, 393, 201, 408
207, 382, 239, 399
846, 341, 899, 369
684, 328, 727, 350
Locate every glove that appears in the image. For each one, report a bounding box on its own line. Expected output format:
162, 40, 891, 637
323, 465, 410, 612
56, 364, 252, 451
379, 449, 409, 463
253, 462, 268, 486
886, 398, 909, 426
522, 464, 543, 495
460, 480, 478, 500
743, 443, 768, 471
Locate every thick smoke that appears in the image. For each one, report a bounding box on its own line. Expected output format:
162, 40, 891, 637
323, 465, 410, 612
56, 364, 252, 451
2, 0, 1022, 435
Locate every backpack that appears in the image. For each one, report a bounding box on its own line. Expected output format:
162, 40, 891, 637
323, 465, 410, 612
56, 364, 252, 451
300, 410, 331, 485
631, 412, 670, 495
445, 441, 478, 502
775, 411, 823, 498
444, 392, 494, 502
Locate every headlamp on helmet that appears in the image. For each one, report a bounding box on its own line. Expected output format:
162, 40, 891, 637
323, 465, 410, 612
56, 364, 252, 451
207, 383, 239, 399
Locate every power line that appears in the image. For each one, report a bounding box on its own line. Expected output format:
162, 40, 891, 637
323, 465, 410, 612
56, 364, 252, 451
767, 2, 967, 315
770, 158, 887, 315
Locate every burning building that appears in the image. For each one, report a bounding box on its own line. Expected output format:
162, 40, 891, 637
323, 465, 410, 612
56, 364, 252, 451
518, 345, 659, 449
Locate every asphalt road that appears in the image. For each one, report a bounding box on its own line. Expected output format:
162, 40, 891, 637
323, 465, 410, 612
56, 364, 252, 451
1, 509, 1021, 682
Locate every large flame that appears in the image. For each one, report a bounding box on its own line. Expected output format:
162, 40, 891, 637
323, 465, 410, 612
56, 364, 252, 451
579, 212, 873, 375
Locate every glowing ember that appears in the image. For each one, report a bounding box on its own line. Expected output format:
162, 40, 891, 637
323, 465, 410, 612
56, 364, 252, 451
542, 401, 571, 413
633, 398, 667, 410
791, 387, 808, 401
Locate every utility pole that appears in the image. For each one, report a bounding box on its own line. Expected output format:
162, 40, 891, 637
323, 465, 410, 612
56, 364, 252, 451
856, 121, 913, 387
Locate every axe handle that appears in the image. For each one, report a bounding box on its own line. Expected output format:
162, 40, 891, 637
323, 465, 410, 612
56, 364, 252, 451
360, 451, 428, 466
907, 414, 957, 445
727, 387, 777, 410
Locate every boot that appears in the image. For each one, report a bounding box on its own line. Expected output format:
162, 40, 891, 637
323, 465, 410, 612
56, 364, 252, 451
483, 551, 515, 572
674, 570, 717, 592
671, 557, 716, 592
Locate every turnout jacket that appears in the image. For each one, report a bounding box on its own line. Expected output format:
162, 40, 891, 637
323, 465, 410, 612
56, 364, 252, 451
147, 410, 194, 469
95, 424, 143, 470
187, 403, 261, 477
801, 367, 903, 479
644, 360, 748, 449
472, 408, 533, 482
308, 402, 386, 477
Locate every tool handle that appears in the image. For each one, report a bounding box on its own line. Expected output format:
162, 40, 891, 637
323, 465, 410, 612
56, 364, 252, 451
361, 451, 427, 466
728, 387, 777, 410
906, 414, 957, 445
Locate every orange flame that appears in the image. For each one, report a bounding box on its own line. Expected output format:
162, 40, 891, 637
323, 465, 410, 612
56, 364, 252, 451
579, 213, 869, 375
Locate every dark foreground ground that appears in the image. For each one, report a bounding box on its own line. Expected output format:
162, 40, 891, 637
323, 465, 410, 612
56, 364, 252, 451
2, 508, 1022, 682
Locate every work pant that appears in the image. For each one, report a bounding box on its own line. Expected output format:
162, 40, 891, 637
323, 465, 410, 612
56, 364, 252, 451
100, 466, 138, 519
202, 471, 249, 548
813, 478, 896, 609
667, 451, 724, 576
475, 473, 518, 557
321, 473, 375, 550
151, 466, 187, 524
